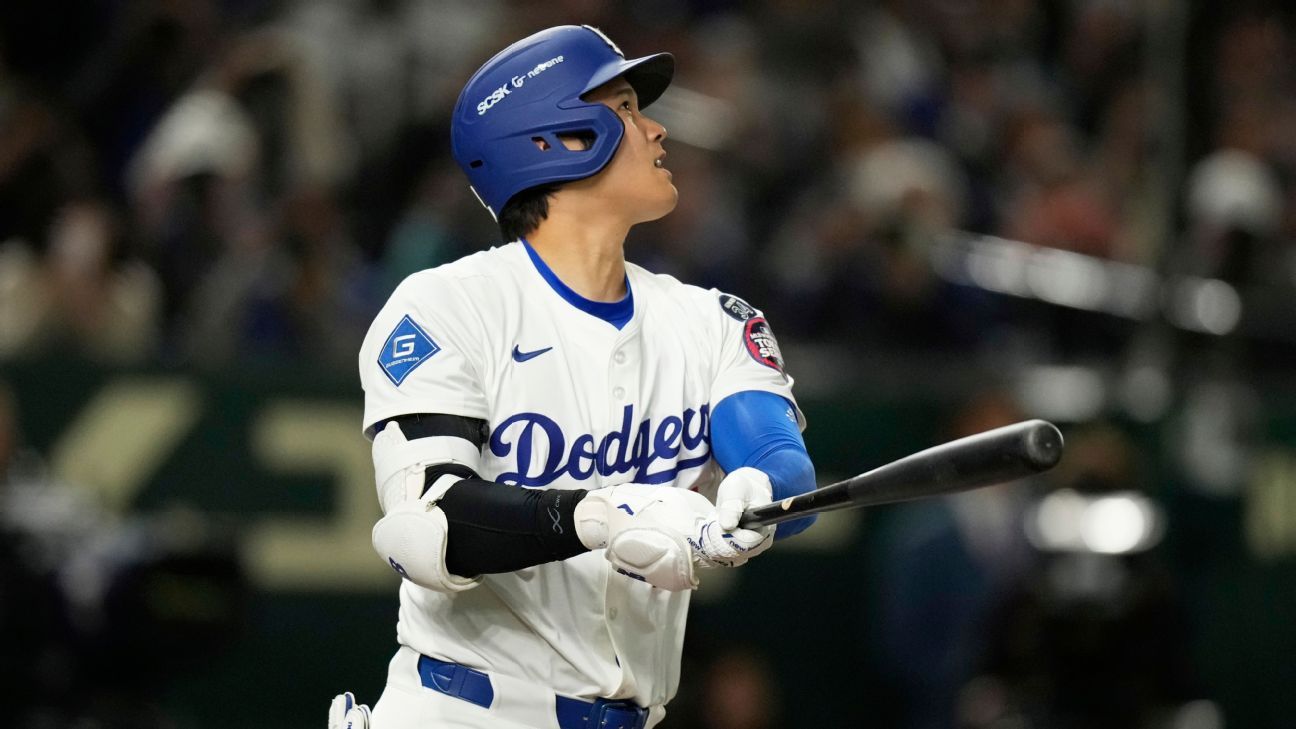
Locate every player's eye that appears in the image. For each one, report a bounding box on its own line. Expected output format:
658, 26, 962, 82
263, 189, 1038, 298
620, 100, 633, 113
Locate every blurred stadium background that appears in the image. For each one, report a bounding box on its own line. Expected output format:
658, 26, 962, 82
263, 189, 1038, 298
2, 0, 1295, 727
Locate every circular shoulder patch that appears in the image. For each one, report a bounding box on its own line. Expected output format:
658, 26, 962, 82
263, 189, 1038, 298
744, 317, 785, 373
719, 293, 758, 321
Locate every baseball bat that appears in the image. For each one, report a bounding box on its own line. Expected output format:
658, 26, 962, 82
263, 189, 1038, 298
737, 419, 1063, 529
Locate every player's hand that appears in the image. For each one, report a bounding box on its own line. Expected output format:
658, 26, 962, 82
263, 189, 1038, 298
576, 484, 773, 590
716, 466, 775, 531
689, 516, 773, 569
328, 692, 371, 729
706, 467, 776, 566
634, 486, 773, 568
577, 484, 703, 591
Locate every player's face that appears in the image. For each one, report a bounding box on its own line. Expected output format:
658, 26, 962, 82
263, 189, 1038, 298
574, 79, 677, 222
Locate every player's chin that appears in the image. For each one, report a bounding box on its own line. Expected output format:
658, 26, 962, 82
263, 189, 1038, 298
630, 188, 678, 224
628, 175, 679, 222
650, 182, 680, 217
662, 184, 680, 213
645, 195, 678, 222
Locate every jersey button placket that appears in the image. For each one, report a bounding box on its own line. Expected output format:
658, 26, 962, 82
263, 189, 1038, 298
603, 577, 635, 697
606, 331, 641, 449
609, 336, 639, 408
610, 350, 628, 400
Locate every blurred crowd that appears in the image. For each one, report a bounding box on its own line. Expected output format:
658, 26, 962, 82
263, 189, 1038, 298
2, 0, 1296, 372
0, 381, 247, 727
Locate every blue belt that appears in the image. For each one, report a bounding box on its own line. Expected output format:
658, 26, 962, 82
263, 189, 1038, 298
554, 695, 649, 729
417, 655, 649, 729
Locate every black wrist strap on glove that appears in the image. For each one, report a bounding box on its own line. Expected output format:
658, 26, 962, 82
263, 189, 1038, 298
427, 463, 589, 577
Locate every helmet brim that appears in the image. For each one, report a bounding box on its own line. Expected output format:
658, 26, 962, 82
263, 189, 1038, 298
581, 52, 675, 109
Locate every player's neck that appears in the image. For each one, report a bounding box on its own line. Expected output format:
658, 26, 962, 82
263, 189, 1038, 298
527, 215, 628, 303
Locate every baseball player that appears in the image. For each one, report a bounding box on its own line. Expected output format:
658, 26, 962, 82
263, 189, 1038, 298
331, 25, 817, 729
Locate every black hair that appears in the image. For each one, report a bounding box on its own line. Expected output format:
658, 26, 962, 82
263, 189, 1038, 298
498, 183, 562, 242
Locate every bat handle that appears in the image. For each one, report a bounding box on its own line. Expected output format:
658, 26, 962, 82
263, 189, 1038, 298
738, 488, 849, 529
737, 508, 780, 530
737, 506, 771, 530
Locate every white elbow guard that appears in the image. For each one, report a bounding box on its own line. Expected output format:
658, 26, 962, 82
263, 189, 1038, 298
372, 474, 480, 593
369, 419, 483, 593
371, 420, 482, 514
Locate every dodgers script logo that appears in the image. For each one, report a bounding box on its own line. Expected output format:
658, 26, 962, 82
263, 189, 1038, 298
490, 404, 711, 487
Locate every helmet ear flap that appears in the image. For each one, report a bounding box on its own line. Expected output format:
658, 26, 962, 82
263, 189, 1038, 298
484, 102, 625, 208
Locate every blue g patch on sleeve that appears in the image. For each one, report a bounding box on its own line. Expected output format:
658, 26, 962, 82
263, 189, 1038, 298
378, 315, 441, 386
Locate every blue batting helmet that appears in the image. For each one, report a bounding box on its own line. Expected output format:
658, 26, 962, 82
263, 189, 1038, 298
451, 25, 674, 219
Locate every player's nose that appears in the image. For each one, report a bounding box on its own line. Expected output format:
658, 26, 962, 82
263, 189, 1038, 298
643, 113, 667, 143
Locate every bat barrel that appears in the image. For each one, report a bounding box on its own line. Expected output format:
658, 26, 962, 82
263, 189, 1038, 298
1022, 419, 1064, 470
738, 419, 1063, 529
841, 419, 1059, 505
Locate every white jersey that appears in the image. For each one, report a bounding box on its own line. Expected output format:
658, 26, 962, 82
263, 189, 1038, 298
358, 240, 801, 708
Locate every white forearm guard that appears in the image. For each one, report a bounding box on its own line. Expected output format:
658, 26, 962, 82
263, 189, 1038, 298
369, 420, 482, 593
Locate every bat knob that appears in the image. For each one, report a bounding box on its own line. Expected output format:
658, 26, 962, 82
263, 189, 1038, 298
1022, 420, 1064, 470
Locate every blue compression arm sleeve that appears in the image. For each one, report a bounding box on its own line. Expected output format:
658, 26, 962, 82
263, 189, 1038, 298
711, 390, 818, 538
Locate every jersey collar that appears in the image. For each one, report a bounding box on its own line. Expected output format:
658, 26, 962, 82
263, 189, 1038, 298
521, 238, 634, 330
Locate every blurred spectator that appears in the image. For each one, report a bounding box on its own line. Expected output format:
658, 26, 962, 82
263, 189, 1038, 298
380, 157, 501, 292
0, 200, 160, 362
1000, 111, 1121, 258
1060, 0, 1141, 132
699, 648, 782, 729
0, 381, 67, 722
126, 67, 263, 343
963, 424, 1205, 729
0, 65, 98, 253
867, 390, 1038, 729
1182, 149, 1285, 286
658, 644, 783, 729
0, 378, 249, 727
126, 28, 371, 367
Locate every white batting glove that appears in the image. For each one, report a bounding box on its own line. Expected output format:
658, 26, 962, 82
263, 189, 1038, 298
328, 692, 371, 729
576, 484, 703, 591
706, 467, 776, 565
716, 467, 774, 530
576, 484, 774, 590
689, 517, 773, 568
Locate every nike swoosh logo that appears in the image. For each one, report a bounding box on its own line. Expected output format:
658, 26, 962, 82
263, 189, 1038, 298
511, 345, 553, 363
